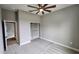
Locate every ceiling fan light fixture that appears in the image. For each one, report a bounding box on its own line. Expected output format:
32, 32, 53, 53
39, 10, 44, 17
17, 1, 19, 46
27, 4, 56, 15
39, 9, 43, 12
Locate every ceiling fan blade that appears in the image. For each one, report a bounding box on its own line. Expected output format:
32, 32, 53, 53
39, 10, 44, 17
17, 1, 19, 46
43, 4, 48, 7
36, 11, 39, 14
42, 11, 44, 14
45, 5, 56, 9
38, 4, 42, 7
27, 5, 38, 8
44, 9, 51, 12
29, 10, 37, 12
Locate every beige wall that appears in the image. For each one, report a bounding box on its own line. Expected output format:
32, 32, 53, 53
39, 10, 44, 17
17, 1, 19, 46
18, 10, 40, 45
0, 8, 4, 53
2, 9, 16, 21
1, 9, 40, 46
1, 4, 79, 51
2, 9, 19, 42
40, 5, 79, 49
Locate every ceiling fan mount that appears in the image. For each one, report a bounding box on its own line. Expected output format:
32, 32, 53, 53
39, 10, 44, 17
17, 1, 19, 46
27, 4, 56, 15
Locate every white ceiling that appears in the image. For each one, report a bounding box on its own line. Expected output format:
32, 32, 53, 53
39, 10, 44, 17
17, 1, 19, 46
0, 4, 73, 15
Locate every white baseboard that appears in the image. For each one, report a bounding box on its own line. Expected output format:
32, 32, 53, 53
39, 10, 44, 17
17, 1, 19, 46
32, 37, 40, 40
40, 37, 79, 52
20, 40, 31, 46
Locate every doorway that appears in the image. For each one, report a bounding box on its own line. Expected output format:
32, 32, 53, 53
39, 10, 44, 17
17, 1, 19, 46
2, 20, 18, 50
30, 23, 40, 40
6, 22, 16, 46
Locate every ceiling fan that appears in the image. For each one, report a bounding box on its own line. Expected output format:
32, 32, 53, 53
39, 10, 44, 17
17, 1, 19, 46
27, 4, 56, 15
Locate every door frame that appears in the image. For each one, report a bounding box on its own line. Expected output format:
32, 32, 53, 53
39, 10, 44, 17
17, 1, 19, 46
2, 20, 19, 51
30, 23, 40, 40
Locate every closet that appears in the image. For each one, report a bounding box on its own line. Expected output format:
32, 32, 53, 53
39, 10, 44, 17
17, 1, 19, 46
30, 23, 40, 40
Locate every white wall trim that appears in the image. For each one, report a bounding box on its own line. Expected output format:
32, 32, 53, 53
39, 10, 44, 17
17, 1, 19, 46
40, 37, 79, 52
20, 40, 31, 46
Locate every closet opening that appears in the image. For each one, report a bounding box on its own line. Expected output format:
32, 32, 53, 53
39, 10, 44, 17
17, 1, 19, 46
2, 20, 18, 50
30, 23, 40, 40
6, 22, 16, 46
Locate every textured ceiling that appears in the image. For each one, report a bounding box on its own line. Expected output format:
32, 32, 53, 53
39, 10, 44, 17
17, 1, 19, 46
0, 4, 73, 15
